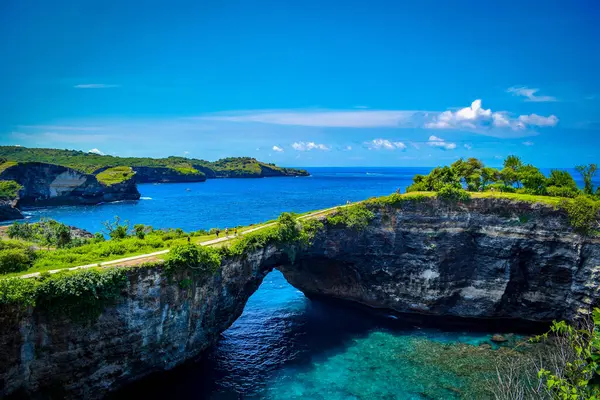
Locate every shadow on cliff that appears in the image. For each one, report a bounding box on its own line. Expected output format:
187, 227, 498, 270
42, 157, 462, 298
109, 271, 549, 400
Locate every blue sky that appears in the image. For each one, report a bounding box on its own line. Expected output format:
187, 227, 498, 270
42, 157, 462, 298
1, 0, 599, 167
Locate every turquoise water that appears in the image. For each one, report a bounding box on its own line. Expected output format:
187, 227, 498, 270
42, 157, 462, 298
20, 167, 567, 399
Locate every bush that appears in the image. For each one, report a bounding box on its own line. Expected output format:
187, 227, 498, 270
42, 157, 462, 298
486, 183, 516, 193
0, 180, 22, 200
565, 195, 600, 235
547, 186, 579, 198
164, 244, 221, 276
0, 248, 35, 274
327, 204, 374, 230
437, 184, 471, 202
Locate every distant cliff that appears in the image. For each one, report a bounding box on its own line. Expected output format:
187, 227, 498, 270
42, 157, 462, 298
0, 146, 310, 180
0, 162, 140, 208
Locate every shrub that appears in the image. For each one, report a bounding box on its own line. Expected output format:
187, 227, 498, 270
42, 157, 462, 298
164, 244, 221, 276
565, 195, 600, 235
133, 224, 147, 239
327, 204, 374, 230
437, 184, 471, 202
34, 268, 127, 321
0, 248, 35, 274
102, 216, 129, 240
547, 186, 579, 198
7, 222, 34, 240
486, 183, 516, 193
0, 180, 22, 200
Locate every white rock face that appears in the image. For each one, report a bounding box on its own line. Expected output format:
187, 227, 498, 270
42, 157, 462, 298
48, 171, 88, 197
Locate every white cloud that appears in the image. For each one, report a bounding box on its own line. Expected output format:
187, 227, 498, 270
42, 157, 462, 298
88, 148, 105, 155
183, 151, 190, 155
517, 114, 559, 127
345, 145, 352, 151
522, 141, 535, 146
427, 135, 457, 150
272, 145, 284, 152
424, 99, 559, 133
74, 84, 120, 89
201, 110, 419, 128
464, 143, 472, 150
291, 141, 330, 151
507, 86, 557, 102
366, 139, 407, 150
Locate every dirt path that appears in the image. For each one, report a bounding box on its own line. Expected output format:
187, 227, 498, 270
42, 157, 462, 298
18, 205, 346, 279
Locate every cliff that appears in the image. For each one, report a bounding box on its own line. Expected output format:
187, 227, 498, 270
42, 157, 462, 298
130, 166, 207, 183
0, 246, 283, 399
0, 146, 310, 180
0, 199, 23, 221
1, 197, 598, 398
0, 162, 140, 208
279, 197, 600, 322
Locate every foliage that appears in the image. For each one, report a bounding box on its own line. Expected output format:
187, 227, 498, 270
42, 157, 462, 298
95, 166, 135, 185
565, 196, 600, 235
548, 186, 579, 198
102, 216, 130, 240
520, 165, 548, 195
0, 180, 22, 200
0, 248, 36, 274
0, 268, 128, 322
530, 309, 600, 399
133, 224, 147, 239
34, 268, 128, 321
164, 244, 221, 276
7, 219, 75, 248
172, 166, 203, 176
0, 145, 308, 177
576, 164, 598, 196
327, 204, 374, 230
548, 170, 579, 191
407, 166, 460, 192
436, 184, 472, 202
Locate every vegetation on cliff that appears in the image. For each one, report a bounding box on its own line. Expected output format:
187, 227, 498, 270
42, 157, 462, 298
0, 145, 308, 178
0, 268, 127, 321
403, 156, 600, 235
95, 166, 135, 186
0, 180, 22, 200
407, 155, 598, 200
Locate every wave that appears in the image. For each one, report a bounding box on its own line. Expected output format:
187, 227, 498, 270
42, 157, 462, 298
140, 197, 153, 200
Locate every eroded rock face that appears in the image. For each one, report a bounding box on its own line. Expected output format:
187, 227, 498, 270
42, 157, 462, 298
0, 199, 23, 222
0, 245, 282, 399
0, 162, 140, 207
279, 198, 600, 322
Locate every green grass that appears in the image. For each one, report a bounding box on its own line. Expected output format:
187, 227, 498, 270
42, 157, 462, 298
0, 161, 18, 174
172, 166, 203, 175
95, 166, 135, 186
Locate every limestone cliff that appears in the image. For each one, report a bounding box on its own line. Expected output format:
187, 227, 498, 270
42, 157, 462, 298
0, 245, 282, 399
0, 162, 140, 207
279, 197, 600, 322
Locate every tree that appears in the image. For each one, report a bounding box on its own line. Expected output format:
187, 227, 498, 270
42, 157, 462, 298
451, 158, 483, 191
548, 170, 578, 190
576, 164, 598, 195
503, 156, 524, 188
133, 224, 147, 239
480, 167, 500, 190
55, 223, 71, 248
519, 165, 547, 195
499, 167, 518, 188
102, 216, 130, 240
504, 155, 523, 171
